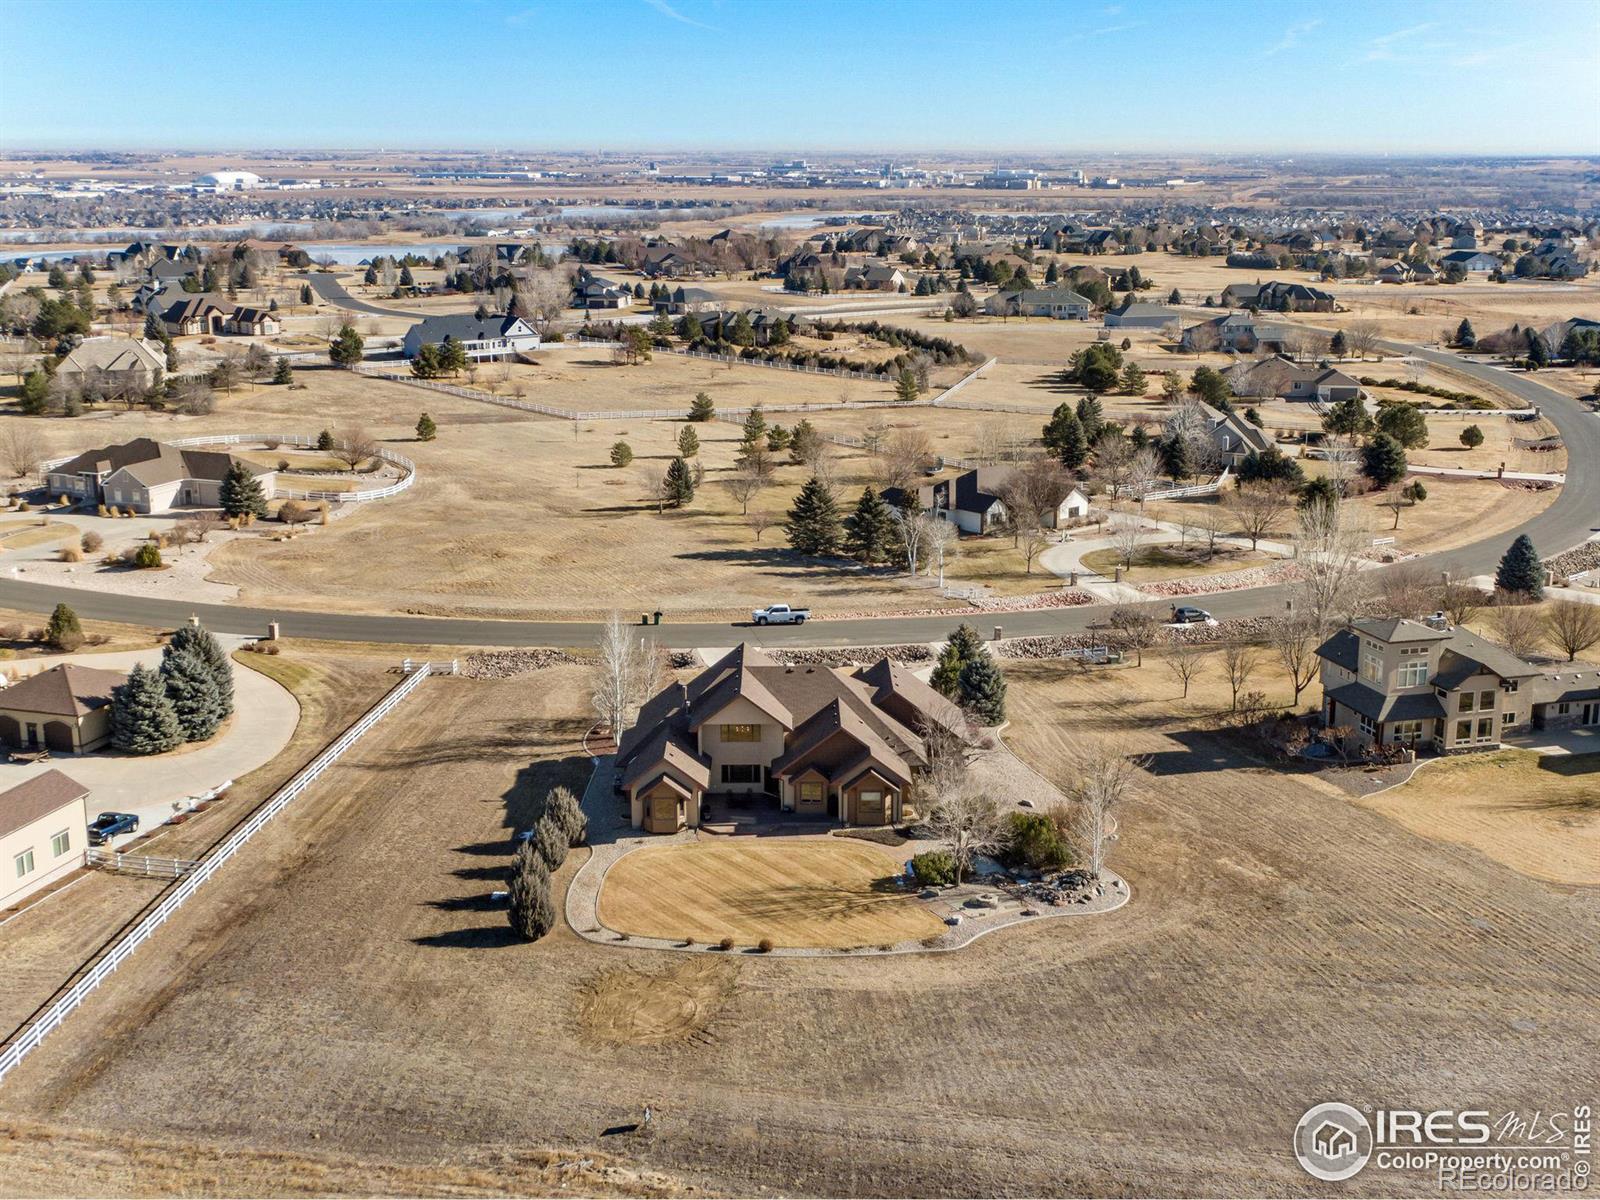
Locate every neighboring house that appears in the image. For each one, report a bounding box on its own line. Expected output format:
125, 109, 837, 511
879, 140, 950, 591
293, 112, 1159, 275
983, 287, 1092, 319
614, 644, 966, 833
1314, 617, 1549, 753
884, 466, 1090, 533
1219, 281, 1335, 312
224, 306, 280, 336
0, 664, 127, 754
54, 336, 166, 393
1376, 261, 1414, 284
844, 263, 907, 290
1, 770, 91, 909
1439, 250, 1499, 273
400, 313, 540, 361
1198, 401, 1272, 465
44, 437, 275, 514
1182, 312, 1297, 353
1103, 301, 1181, 330
572, 271, 632, 309
1223, 355, 1362, 405
1538, 316, 1600, 354
131, 278, 180, 313
158, 293, 234, 336
654, 285, 719, 315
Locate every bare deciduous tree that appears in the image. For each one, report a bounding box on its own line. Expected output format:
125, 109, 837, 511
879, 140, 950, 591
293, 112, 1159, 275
1437, 577, 1488, 627
1, 423, 45, 481
1163, 634, 1212, 698
1091, 430, 1135, 503
877, 428, 935, 493
1064, 741, 1148, 882
892, 507, 942, 576
921, 726, 1009, 885
745, 508, 776, 543
1226, 482, 1292, 551
1220, 641, 1263, 712
1544, 600, 1600, 662
332, 423, 377, 470
1108, 603, 1163, 667
1370, 561, 1434, 620
1195, 502, 1229, 557
926, 517, 960, 587
1269, 614, 1323, 705
1489, 601, 1544, 659
1346, 320, 1382, 360
1295, 492, 1367, 632
1110, 513, 1145, 571
722, 468, 768, 515
590, 611, 658, 738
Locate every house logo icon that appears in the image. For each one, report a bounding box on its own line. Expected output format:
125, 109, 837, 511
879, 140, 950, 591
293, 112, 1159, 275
1294, 1102, 1373, 1181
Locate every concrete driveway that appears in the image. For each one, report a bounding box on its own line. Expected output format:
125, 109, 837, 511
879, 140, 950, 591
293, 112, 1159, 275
1506, 727, 1600, 757
0, 639, 300, 848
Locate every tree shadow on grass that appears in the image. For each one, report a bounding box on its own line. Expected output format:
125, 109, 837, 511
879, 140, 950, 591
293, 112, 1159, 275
1142, 729, 1253, 776
412, 926, 522, 949
426, 890, 505, 911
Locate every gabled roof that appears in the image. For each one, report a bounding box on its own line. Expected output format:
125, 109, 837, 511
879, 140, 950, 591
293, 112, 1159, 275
405, 312, 535, 345
1431, 631, 1543, 686
0, 664, 125, 717
769, 697, 912, 787
0, 769, 90, 839
1325, 681, 1446, 724
619, 729, 712, 793
56, 337, 165, 375
852, 658, 966, 737
689, 652, 794, 732
160, 293, 233, 323
51, 438, 265, 488
1315, 628, 1360, 674
1351, 617, 1452, 644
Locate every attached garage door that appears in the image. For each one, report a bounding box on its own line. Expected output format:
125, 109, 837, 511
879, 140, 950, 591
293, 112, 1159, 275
855, 790, 887, 826
43, 721, 76, 753
0, 716, 19, 749
646, 793, 682, 834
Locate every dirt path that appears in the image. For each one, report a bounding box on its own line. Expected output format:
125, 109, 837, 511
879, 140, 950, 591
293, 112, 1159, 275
2, 663, 1596, 1197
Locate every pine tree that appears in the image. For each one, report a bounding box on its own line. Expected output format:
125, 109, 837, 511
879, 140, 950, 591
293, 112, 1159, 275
161, 647, 224, 742
533, 813, 568, 870
317, 428, 334, 451
543, 785, 587, 847
111, 663, 183, 755
328, 324, 364, 366
143, 310, 163, 340
219, 461, 268, 519
1459, 424, 1484, 450
300, 284, 314, 306
272, 356, 293, 385
609, 441, 633, 467
688, 391, 715, 421
1455, 318, 1476, 348
676, 424, 699, 457
1376, 403, 1428, 448
1361, 433, 1408, 487
1329, 329, 1348, 358
506, 843, 555, 940
1075, 395, 1104, 440
895, 368, 920, 402
958, 653, 1008, 725
1119, 363, 1147, 396
844, 486, 895, 565
740, 405, 768, 448
1042, 403, 1088, 470
415, 412, 437, 441
1160, 434, 1192, 482
785, 476, 842, 556
167, 623, 234, 717
45, 603, 83, 651
932, 623, 985, 697
1495, 534, 1544, 599
1168, 287, 1182, 304
664, 457, 695, 507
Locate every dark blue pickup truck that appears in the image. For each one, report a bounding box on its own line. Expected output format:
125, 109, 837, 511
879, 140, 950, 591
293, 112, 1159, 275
87, 812, 140, 845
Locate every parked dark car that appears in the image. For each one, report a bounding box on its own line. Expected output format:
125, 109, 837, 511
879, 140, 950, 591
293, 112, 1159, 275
1170, 605, 1215, 625
87, 812, 139, 845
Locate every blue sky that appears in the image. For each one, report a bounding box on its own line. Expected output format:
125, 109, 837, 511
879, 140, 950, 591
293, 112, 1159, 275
3, 0, 1597, 154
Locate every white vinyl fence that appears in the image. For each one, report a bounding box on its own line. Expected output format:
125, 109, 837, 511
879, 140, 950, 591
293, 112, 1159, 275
41, 433, 416, 505
0, 664, 434, 1085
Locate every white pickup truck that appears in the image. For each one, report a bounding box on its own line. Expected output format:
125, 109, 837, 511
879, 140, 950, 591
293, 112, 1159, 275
751, 603, 810, 626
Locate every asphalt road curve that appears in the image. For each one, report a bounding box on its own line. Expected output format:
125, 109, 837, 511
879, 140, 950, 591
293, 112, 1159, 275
1, 351, 1592, 650
304, 271, 427, 319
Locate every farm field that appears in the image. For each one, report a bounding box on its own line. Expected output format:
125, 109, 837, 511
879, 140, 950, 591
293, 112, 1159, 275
2, 659, 1595, 1196
597, 839, 944, 949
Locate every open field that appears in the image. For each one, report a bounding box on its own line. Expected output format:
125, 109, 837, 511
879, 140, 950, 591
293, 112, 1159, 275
1081, 543, 1277, 581
2, 657, 1596, 1195
1364, 749, 1600, 886
597, 839, 944, 949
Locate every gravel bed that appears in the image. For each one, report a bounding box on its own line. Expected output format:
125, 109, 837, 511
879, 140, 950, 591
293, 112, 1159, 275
768, 644, 933, 667
1547, 540, 1600, 578
1138, 562, 1304, 597
461, 648, 588, 678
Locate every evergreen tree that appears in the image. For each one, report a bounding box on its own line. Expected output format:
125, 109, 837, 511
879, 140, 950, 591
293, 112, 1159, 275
543, 785, 587, 846
143, 310, 164, 340
957, 652, 1007, 724
317, 428, 335, 451
1297, 476, 1340, 511
1454, 318, 1476, 348
168, 623, 233, 718
161, 647, 224, 742
1329, 329, 1348, 358
1361, 433, 1408, 487
844, 486, 896, 565
676, 424, 699, 457
506, 843, 555, 940
1119, 362, 1147, 395
219, 460, 268, 519
1159, 434, 1192, 482
110, 663, 183, 755
1376, 403, 1429, 448
1495, 534, 1544, 599
740, 405, 768, 448
45, 603, 83, 651
415, 412, 437, 441
688, 391, 715, 421
399, 264, 415, 287
533, 813, 568, 870
895, 368, 920, 402
299, 284, 314, 306
1042, 403, 1088, 470
1459, 424, 1485, 450
363, 265, 378, 286
766, 425, 792, 453
664, 457, 695, 506
1191, 365, 1231, 408
1075, 395, 1104, 441
728, 311, 755, 346
19, 369, 50, 415
328, 324, 364, 366
1526, 333, 1548, 368
1322, 394, 1374, 440
609, 440, 633, 467
272, 356, 293, 385
932, 623, 985, 697
785, 476, 842, 556
788, 419, 821, 465
1168, 287, 1182, 304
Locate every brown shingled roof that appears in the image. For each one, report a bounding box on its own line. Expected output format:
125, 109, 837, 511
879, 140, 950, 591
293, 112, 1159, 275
0, 664, 126, 717
0, 769, 90, 839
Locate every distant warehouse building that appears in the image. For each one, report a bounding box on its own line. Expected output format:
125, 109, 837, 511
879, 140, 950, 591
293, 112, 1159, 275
195, 170, 263, 191
1103, 301, 1182, 330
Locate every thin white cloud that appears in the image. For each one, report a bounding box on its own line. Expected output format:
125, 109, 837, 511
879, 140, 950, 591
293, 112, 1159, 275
641, 0, 719, 30
1265, 17, 1322, 56
1359, 20, 1440, 61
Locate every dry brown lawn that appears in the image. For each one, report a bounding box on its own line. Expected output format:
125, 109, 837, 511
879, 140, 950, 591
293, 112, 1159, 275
2, 659, 1596, 1196
597, 839, 942, 949
1081, 542, 1277, 581
1363, 750, 1600, 886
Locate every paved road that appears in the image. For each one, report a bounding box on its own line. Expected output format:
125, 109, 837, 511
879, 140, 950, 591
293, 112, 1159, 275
0, 352, 1592, 650
304, 272, 428, 319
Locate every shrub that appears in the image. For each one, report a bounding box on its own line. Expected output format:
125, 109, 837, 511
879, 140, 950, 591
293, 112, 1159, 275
133, 541, 163, 569
81, 531, 102, 552
59, 546, 82, 563
757, 938, 774, 953
17, 501, 29, 512
507, 844, 555, 941
532, 813, 567, 870
718, 936, 735, 951
910, 850, 957, 887
45, 603, 84, 651
1004, 812, 1073, 871
544, 785, 587, 846
279, 499, 312, 524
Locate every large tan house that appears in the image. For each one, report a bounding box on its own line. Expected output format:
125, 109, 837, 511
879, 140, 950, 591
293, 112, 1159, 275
614, 644, 964, 834
1315, 616, 1599, 753
1, 770, 90, 909
54, 336, 166, 393
0, 664, 127, 754
45, 437, 275, 515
